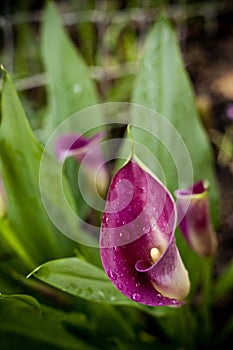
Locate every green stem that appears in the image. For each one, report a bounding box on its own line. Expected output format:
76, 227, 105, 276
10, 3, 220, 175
127, 124, 134, 159
199, 257, 213, 346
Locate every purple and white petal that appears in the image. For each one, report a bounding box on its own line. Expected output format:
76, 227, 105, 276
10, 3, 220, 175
100, 159, 190, 306
175, 180, 217, 257
55, 132, 108, 195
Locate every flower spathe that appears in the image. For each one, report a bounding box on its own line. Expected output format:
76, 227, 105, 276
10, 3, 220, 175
55, 131, 108, 195
100, 159, 190, 306
175, 180, 217, 257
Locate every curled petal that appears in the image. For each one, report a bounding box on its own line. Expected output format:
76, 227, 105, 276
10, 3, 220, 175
175, 180, 217, 257
55, 132, 108, 195
0, 176, 7, 218
100, 159, 190, 306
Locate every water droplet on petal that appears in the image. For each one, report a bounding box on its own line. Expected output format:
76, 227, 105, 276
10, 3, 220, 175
113, 246, 120, 252
119, 229, 130, 241
102, 214, 109, 225
108, 269, 117, 280
110, 295, 116, 302
132, 292, 141, 302
118, 283, 123, 290
142, 225, 150, 234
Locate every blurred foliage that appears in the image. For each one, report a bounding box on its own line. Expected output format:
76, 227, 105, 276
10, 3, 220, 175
0, 0, 233, 349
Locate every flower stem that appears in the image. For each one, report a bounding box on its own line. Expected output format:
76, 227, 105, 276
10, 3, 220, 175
199, 257, 213, 346
127, 124, 134, 159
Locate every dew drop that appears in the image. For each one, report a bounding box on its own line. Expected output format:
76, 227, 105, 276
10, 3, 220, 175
108, 269, 117, 280
113, 246, 120, 252
98, 290, 105, 298
142, 225, 150, 234
135, 282, 141, 288
72, 83, 82, 94
132, 292, 141, 302
110, 295, 116, 302
119, 229, 130, 241
102, 214, 109, 225
118, 283, 123, 290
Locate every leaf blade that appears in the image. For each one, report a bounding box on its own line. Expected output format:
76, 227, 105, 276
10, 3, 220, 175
131, 17, 219, 224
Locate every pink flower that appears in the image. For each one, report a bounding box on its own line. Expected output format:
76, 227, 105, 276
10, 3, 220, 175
55, 132, 108, 195
175, 180, 217, 257
100, 159, 190, 306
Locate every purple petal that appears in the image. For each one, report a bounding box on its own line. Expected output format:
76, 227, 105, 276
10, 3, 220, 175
175, 180, 217, 257
100, 159, 190, 306
55, 132, 108, 195
0, 176, 7, 218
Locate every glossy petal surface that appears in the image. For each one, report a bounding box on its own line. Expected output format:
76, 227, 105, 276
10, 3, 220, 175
100, 159, 190, 306
175, 180, 217, 257
55, 132, 108, 194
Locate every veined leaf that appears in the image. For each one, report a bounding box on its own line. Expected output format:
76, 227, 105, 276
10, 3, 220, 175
31, 257, 176, 318
131, 17, 219, 225
0, 67, 74, 268
32, 257, 133, 304
41, 2, 100, 139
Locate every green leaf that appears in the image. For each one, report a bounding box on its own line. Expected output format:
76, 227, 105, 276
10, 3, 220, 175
0, 294, 96, 350
0, 67, 74, 268
31, 257, 176, 319
131, 17, 219, 225
31, 257, 133, 304
0, 293, 42, 315
41, 2, 100, 138
0, 218, 34, 268
212, 259, 233, 302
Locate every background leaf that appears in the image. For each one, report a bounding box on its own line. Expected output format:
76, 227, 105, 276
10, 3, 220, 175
41, 2, 100, 139
130, 17, 219, 225
212, 258, 233, 302
0, 67, 74, 269
0, 294, 96, 350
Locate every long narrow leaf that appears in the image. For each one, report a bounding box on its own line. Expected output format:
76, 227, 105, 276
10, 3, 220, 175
41, 2, 100, 138
0, 67, 74, 267
131, 17, 219, 224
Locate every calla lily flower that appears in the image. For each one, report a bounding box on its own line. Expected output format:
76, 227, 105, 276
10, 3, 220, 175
0, 176, 7, 218
175, 180, 217, 257
55, 132, 108, 195
100, 159, 190, 306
